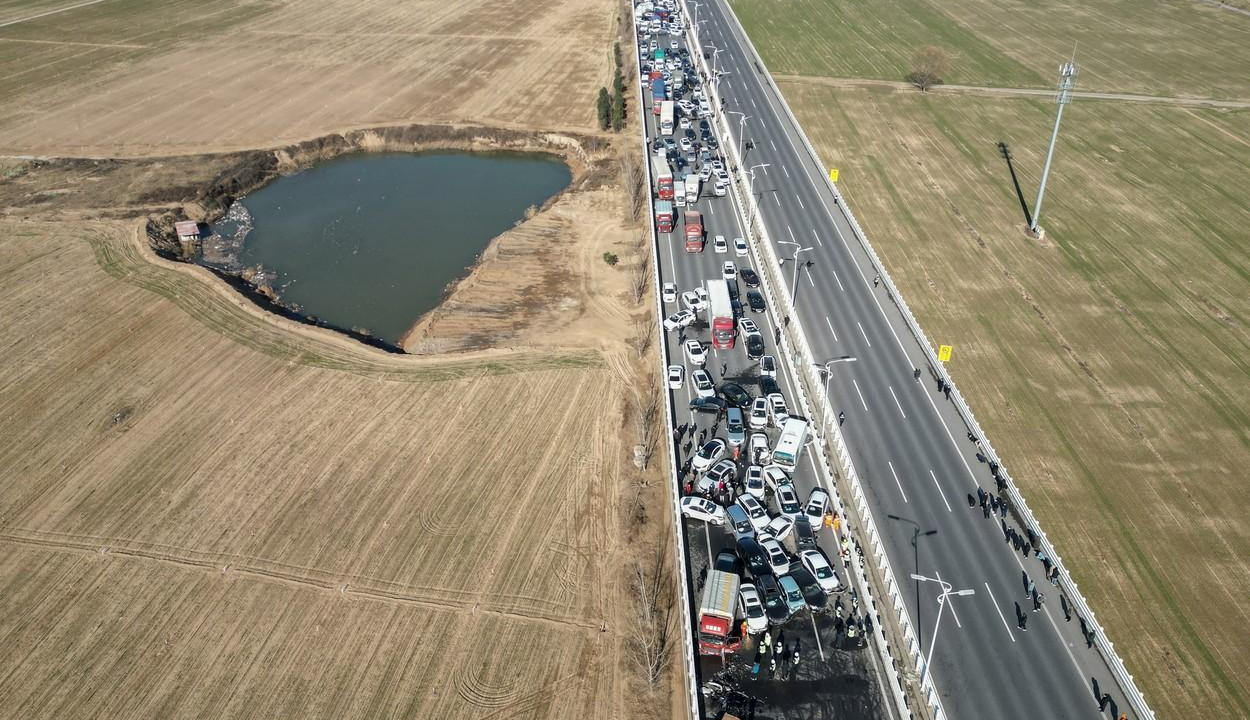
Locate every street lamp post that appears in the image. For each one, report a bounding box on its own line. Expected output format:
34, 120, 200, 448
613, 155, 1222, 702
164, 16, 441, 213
814, 356, 857, 436
777, 240, 812, 310
728, 112, 750, 159
909, 574, 975, 691
706, 44, 721, 76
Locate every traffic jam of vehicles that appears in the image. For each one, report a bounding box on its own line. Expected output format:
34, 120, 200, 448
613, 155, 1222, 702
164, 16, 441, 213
635, 0, 873, 698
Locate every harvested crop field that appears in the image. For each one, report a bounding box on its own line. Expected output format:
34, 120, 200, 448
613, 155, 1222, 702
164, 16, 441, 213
0, 0, 621, 156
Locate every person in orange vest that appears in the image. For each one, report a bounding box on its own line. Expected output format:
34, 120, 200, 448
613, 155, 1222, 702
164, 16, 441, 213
832, 513, 842, 534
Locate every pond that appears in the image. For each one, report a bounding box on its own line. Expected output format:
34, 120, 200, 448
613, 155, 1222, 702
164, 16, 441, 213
205, 151, 571, 345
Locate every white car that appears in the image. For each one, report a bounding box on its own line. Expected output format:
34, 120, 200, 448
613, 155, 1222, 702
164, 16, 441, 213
759, 535, 790, 575
748, 397, 770, 430
679, 100, 695, 114
699, 458, 737, 493
692, 438, 727, 472
679, 117, 691, 130
760, 355, 777, 378
767, 393, 789, 425
739, 583, 768, 635
663, 309, 695, 332
734, 237, 749, 257
662, 282, 678, 303
804, 487, 831, 527
670, 39, 679, 49
713, 235, 728, 253
714, 180, 727, 197
765, 515, 794, 542
722, 261, 736, 281
699, 164, 714, 182
680, 290, 707, 313
683, 339, 707, 366
801, 549, 841, 593
680, 496, 725, 525
667, 365, 684, 389
679, 137, 693, 153
775, 483, 802, 518
744, 465, 765, 498
749, 432, 771, 464
692, 369, 715, 398
762, 464, 789, 491
738, 317, 759, 335
736, 493, 770, 532
712, 159, 726, 173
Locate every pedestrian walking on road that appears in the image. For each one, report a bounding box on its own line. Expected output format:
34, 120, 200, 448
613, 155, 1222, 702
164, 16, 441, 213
1061, 594, 1072, 622
721, 362, 728, 376
1032, 590, 1044, 612
1015, 603, 1027, 631
1001, 518, 1010, 540
873, 274, 880, 288
1049, 566, 1060, 586
1026, 528, 1037, 551
1022, 571, 1031, 595
838, 411, 846, 426
783, 315, 790, 328
944, 385, 952, 400
775, 327, 782, 344
792, 637, 801, 667
914, 368, 922, 381
999, 498, 1008, 518
982, 502, 991, 519
977, 487, 987, 506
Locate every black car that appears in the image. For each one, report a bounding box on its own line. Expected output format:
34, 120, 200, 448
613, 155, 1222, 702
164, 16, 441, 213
740, 267, 760, 287
714, 550, 743, 576
787, 562, 828, 611
689, 396, 728, 415
746, 333, 765, 360
706, 136, 720, 150
737, 537, 771, 578
718, 382, 753, 408
699, 119, 711, 132
793, 515, 818, 551
731, 299, 744, 320
756, 574, 790, 626
759, 376, 782, 397
746, 290, 766, 313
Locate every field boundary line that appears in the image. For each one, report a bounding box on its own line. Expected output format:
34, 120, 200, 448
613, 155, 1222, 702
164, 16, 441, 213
0, 0, 117, 29
714, 3, 1158, 718
0, 530, 602, 632
628, 12, 702, 720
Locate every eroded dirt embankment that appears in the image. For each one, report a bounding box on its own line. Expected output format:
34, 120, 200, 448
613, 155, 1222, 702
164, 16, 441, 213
2, 123, 627, 354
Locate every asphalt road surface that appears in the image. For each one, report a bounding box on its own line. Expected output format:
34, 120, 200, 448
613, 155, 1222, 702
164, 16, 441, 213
639, 18, 893, 720
662, 1, 1139, 718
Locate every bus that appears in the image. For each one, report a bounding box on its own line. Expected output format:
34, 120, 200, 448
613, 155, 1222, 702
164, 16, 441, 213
772, 418, 809, 470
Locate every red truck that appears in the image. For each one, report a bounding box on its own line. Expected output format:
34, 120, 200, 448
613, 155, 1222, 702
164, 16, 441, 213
654, 200, 674, 233
707, 279, 736, 349
652, 156, 674, 200
684, 210, 704, 252
698, 570, 742, 655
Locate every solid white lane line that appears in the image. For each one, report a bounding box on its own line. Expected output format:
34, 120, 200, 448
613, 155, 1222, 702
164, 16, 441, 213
811, 228, 823, 248
825, 316, 839, 342
928, 470, 953, 513
857, 321, 872, 347
887, 461, 909, 503
889, 386, 906, 419
983, 582, 1017, 642
935, 571, 962, 628
852, 379, 869, 411
796, 194, 804, 209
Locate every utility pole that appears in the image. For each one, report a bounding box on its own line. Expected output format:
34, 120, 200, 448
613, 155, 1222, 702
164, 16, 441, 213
1030, 58, 1077, 238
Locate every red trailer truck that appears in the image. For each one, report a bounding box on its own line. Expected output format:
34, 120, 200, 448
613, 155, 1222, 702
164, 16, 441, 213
707, 279, 736, 349
684, 210, 704, 252
652, 156, 674, 200
654, 200, 674, 233
698, 570, 742, 655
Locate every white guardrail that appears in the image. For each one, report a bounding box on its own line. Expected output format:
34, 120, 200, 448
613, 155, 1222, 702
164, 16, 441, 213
692, 3, 1158, 719
629, 13, 703, 720
680, 4, 918, 720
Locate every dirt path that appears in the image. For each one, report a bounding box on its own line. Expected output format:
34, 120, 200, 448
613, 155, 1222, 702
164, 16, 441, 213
774, 73, 1250, 108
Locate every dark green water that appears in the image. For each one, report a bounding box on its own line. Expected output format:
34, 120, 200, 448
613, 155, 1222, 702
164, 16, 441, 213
208, 152, 571, 344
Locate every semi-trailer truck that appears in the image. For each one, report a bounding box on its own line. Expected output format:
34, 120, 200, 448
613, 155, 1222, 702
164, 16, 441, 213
654, 200, 674, 233
651, 156, 673, 200
651, 79, 666, 114
698, 570, 741, 655
660, 101, 675, 135
684, 173, 700, 205
684, 210, 703, 252
707, 279, 736, 349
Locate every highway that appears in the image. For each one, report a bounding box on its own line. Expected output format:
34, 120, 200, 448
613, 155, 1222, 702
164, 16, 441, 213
674, 1, 1138, 718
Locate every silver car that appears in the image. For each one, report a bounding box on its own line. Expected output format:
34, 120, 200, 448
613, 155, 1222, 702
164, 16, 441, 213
726, 407, 746, 447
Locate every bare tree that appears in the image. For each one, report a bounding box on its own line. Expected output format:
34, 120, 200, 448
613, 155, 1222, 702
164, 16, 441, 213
629, 260, 651, 305
909, 46, 950, 92
630, 539, 675, 691
619, 155, 646, 221
628, 372, 661, 467
630, 317, 654, 360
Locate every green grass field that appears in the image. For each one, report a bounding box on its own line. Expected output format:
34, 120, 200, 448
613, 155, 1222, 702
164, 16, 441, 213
730, 0, 1250, 99
728, 0, 1250, 715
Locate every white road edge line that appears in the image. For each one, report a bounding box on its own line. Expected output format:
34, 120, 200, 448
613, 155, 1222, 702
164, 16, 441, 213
852, 379, 869, 412
888, 386, 907, 419
887, 461, 909, 503
928, 470, 953, 513
984, 582, 1017, 642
